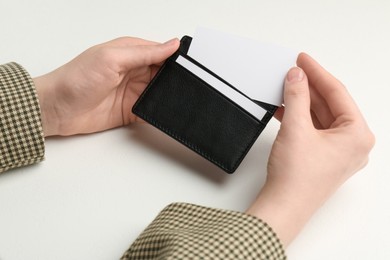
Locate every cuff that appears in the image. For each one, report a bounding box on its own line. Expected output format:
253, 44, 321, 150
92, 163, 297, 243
0, 62, 45, 173
122, 203, 286, 260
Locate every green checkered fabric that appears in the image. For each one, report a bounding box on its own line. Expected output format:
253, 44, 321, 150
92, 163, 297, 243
122, 203, 286, 259
0, 62, 44, 173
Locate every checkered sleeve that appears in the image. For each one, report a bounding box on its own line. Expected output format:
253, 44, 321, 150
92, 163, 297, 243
121, 203, 286, 260
0, 62, 45, 173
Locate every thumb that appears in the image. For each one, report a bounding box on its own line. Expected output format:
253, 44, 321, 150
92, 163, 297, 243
120, 38, 180, 69
282, 67, 312, 126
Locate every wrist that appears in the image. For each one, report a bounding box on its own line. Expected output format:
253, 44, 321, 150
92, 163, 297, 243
33, 74, 59, 137
246, 181, 326, 247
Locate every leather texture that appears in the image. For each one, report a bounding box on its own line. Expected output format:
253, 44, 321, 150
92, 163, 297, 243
132, 36, 276, 173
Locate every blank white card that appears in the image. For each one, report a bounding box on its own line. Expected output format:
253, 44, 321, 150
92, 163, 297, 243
187, 27, 298, 106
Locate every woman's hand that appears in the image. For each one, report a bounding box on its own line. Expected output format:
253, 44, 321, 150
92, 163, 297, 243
34, 37, 179, 136
246, 53, 375, 246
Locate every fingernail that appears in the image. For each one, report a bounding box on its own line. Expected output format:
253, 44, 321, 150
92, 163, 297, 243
163, 38, 178, 45
287, 67, 304, 83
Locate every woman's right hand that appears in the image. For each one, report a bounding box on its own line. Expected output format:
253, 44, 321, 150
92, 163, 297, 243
246, 53, 375, 247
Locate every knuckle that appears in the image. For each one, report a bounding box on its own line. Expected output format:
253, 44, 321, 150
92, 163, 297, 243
285, 83, 308, 97
95, 46, 114, 62
350, 126, 375, 155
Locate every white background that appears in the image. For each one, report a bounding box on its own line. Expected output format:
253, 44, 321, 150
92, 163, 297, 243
0, 1, 389, 259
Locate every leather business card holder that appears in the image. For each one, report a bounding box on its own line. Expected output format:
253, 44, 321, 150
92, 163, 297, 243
132, 36, 277, 173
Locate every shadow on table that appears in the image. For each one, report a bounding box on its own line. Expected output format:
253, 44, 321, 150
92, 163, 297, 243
126, 124, 229, 184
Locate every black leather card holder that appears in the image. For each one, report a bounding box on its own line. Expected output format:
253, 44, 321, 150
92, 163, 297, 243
132, 36, 277, 173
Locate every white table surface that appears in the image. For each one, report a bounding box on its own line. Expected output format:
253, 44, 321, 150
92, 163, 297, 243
1, 1, 389, 259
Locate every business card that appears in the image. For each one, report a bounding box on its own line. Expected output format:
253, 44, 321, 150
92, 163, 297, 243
187, 27, 298, 106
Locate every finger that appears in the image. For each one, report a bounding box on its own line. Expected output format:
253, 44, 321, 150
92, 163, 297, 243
274, 84, 325, 127
118, 38, 180, 70
278, 86, 336, 129
297, 53, 361, 120
274, 104, 325, 129
282, 67, 313, 127
309, 84, 335, 128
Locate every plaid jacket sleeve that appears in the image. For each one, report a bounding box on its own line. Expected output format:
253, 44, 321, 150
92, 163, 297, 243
0, 62, 45, 173
121, 203, 286, 260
